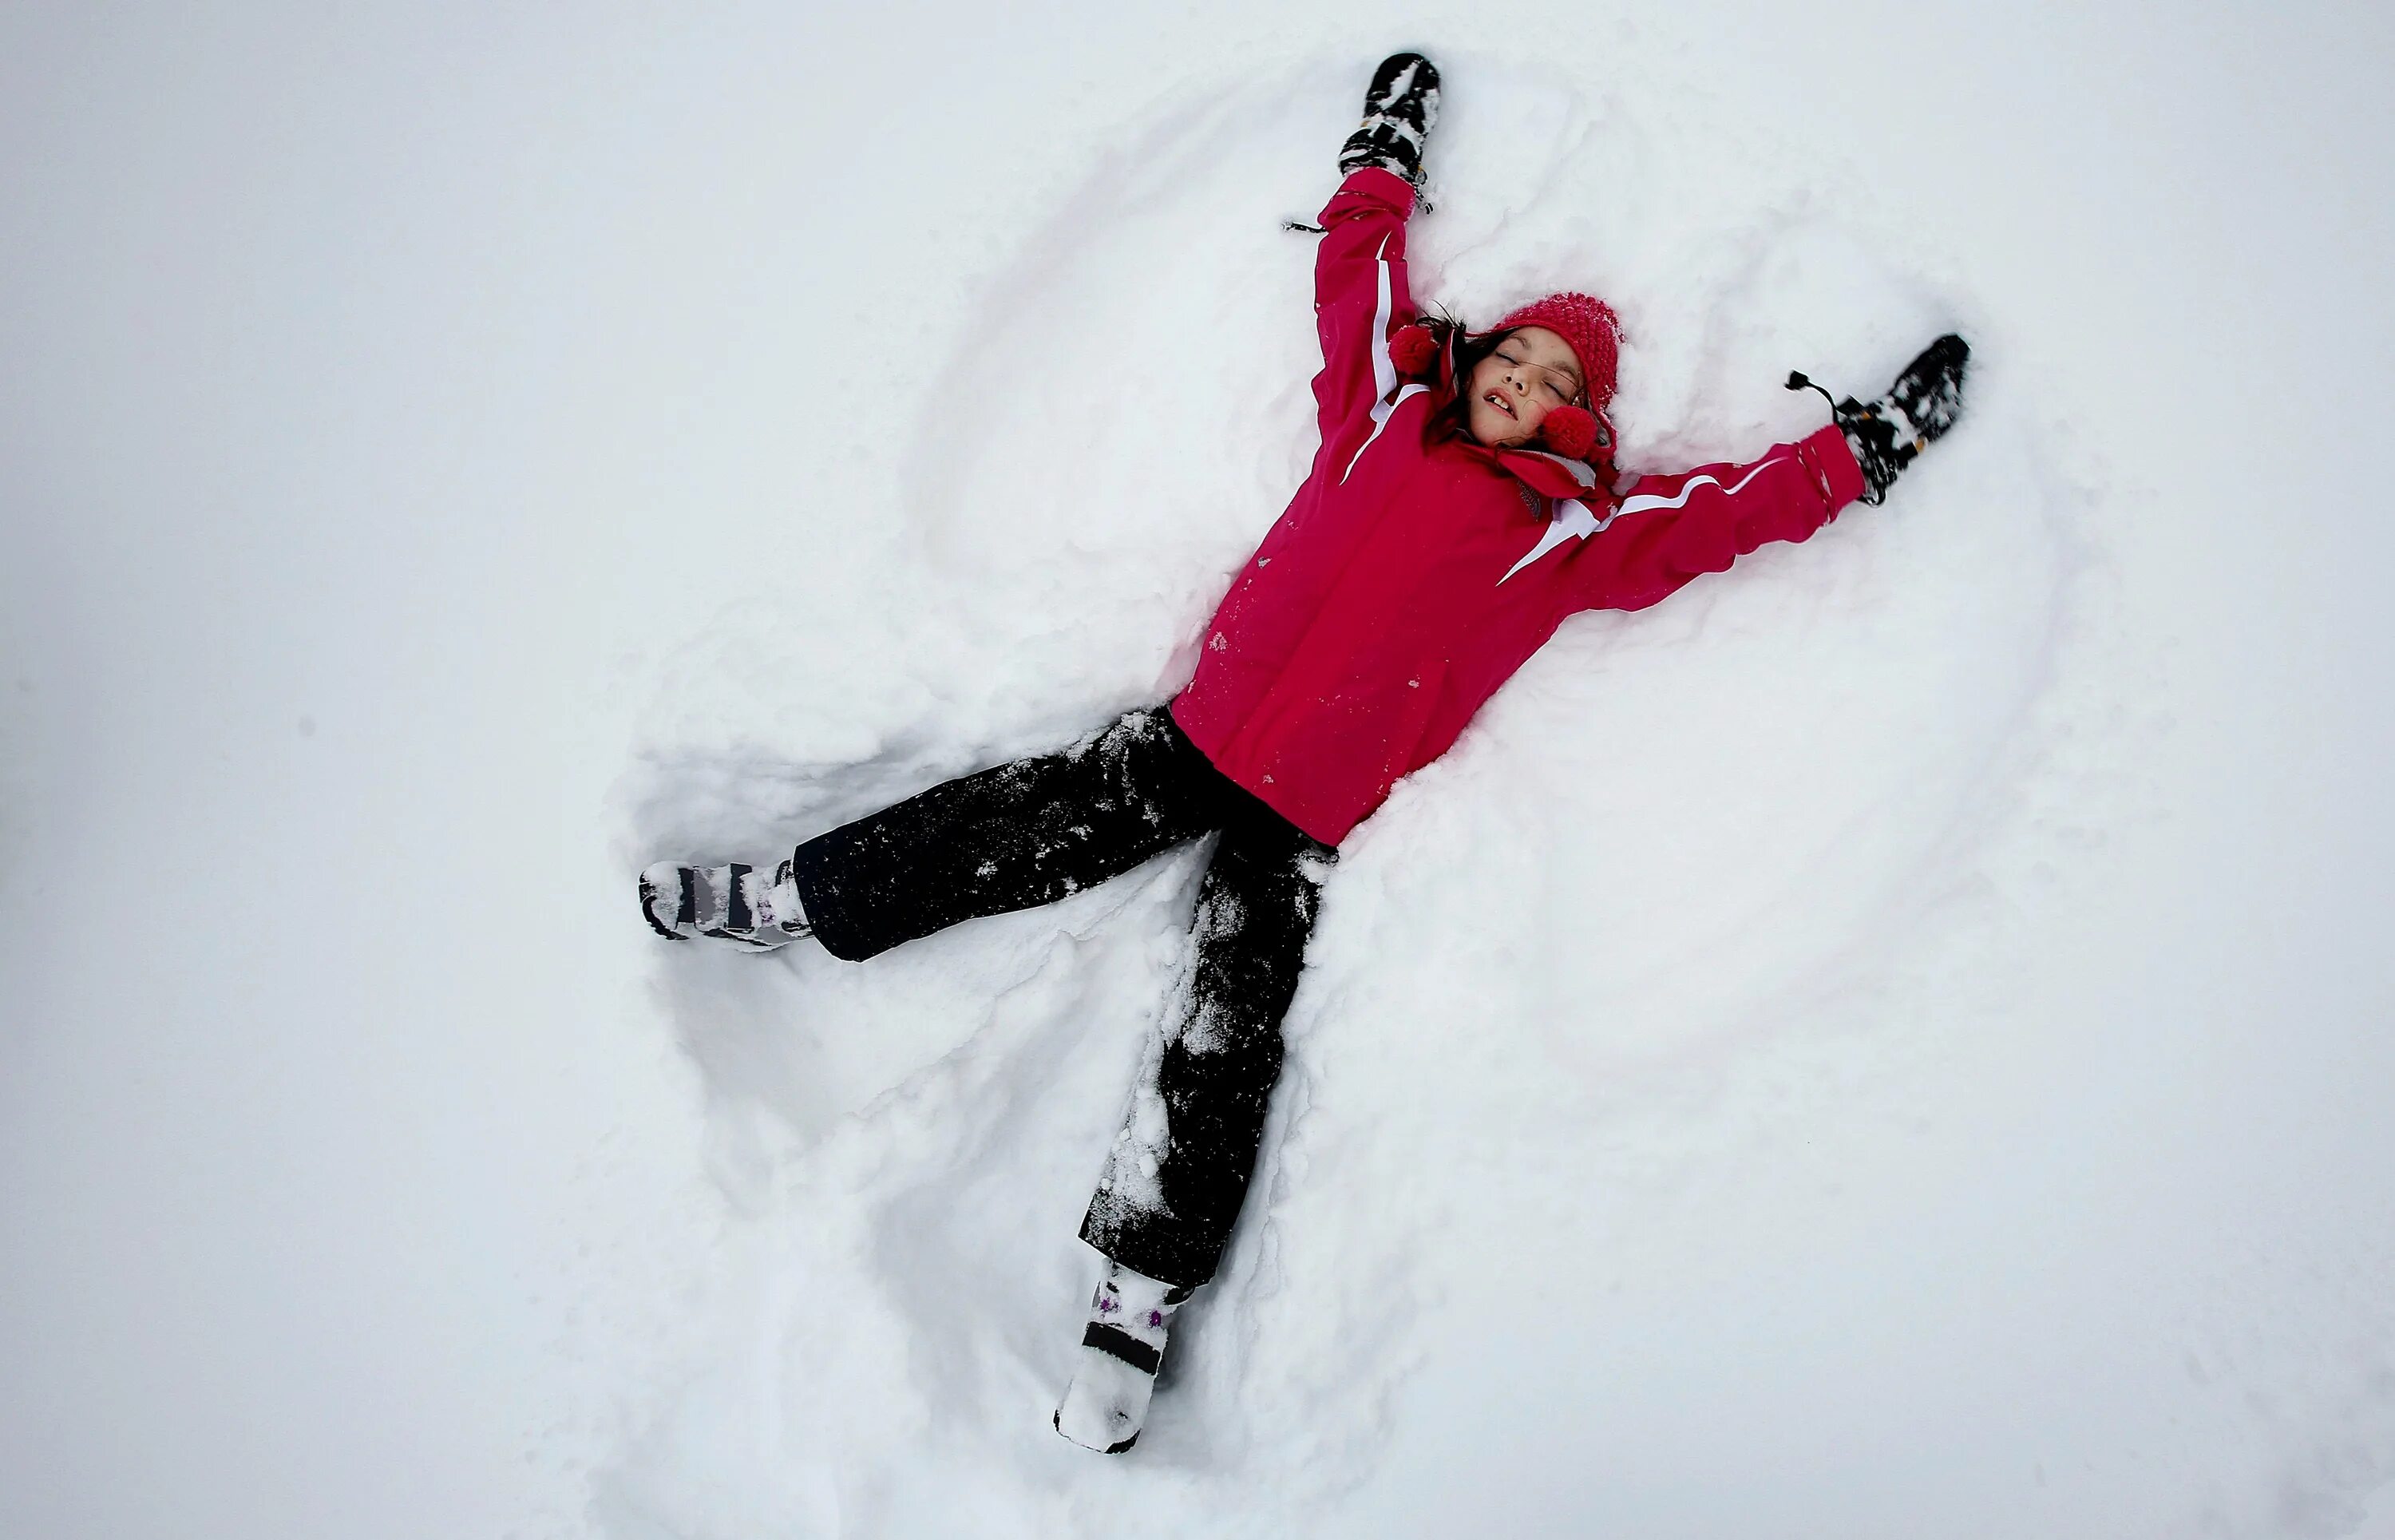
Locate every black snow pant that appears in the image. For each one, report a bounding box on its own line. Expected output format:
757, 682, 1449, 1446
786, 704, 1333, 1290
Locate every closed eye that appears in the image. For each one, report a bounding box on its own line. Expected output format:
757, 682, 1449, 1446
1499, 350, 1574, 400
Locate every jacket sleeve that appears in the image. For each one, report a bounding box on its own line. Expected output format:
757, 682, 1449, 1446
1310, 167, 1419, 451
1569, 425, 1867, 612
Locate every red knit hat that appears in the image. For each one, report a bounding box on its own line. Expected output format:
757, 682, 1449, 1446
1491, 291, 1621, 411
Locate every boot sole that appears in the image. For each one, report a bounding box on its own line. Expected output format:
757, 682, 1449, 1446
1051, 1409, 1138, 1455
639, 867, 693, 940
639, 865, 800, 950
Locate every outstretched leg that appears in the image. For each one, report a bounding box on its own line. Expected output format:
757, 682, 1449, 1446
1056, 799, 1333, 1451
787, 705, 1233, 962
1079, 801, 1332, 1285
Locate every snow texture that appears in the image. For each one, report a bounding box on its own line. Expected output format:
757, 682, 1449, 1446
4, 3, 2394, 1539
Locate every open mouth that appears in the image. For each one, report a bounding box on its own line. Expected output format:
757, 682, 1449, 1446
1483, 391, 1516, 420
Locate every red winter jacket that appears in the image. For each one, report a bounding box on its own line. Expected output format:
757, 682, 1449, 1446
1170, 168, 1867, 845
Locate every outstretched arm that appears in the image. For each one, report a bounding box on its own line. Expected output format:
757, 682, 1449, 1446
1308, 54, 1440, 449
1567, 426, 1867, 612
1309, 168, 1418, 443
1566, 335, 1972, 610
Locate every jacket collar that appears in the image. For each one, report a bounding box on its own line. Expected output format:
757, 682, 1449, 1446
1443, 432, 1613, 502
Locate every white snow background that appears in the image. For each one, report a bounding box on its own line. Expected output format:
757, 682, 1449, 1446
4, 2, 2393, 1536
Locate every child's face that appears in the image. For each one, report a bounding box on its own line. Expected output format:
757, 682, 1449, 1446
1463, 326, 1585, 449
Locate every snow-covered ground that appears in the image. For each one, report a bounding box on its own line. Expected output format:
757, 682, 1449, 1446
5, 2, 2393, 1536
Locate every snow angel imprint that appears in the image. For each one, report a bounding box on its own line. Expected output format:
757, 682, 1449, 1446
639, 51, 1971, 1455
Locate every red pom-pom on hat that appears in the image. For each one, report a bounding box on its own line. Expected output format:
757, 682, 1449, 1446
1388, 323, 1439, 376
1539, 404, 1600, 459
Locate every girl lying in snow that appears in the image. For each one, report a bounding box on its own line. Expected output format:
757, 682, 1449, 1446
639, 53, 1969, 1453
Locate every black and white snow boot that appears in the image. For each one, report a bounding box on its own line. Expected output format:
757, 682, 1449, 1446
1338, 52, 1441, 192
1788, 333, 1971, 505
1052, 1263, 1194, 1455
638, 857, 810, 951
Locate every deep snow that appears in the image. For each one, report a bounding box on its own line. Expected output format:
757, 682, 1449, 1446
3, 2, 2393, 1538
